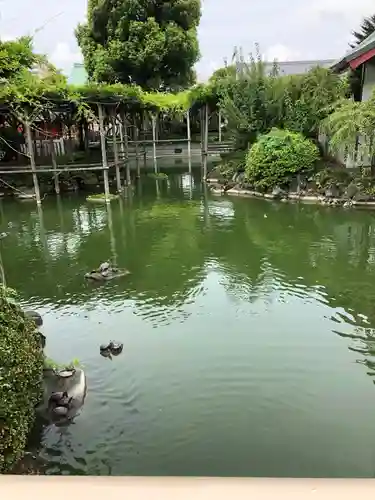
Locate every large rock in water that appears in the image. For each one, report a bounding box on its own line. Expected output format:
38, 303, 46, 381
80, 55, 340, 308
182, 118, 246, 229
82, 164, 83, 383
39, 368, 87, 424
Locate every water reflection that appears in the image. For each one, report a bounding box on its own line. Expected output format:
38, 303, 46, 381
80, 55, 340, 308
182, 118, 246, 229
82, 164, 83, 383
2, 172, 375, 476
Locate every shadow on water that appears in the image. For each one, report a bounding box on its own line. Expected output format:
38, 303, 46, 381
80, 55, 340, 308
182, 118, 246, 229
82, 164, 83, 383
2, 166, 375, 476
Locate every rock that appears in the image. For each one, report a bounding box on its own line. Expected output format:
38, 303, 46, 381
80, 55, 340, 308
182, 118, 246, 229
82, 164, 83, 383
0, 232, 7, 239
345, 182, 359, 199
353, 191, 371, 202
24, 310, 43, 327
53, 406, 69, 417
232, 172, 245, 184
272, 186, 286, 199
343, 200, 353, 208
325, 185, 340, 198
41, 368, 87, 423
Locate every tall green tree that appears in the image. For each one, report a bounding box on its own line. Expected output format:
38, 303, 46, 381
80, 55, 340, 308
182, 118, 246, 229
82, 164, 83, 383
0, 37, 36, 81
350, 14, 375, 47
76, 0, 201, 90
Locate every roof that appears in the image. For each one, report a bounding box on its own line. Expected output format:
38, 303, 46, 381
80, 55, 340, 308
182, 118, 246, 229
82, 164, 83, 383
236, 59, 336, 77
68, 63, 88, 86
331, 32, 375, 72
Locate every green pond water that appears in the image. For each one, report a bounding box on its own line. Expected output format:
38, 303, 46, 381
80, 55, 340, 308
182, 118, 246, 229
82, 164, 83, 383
2, 170, 375, 477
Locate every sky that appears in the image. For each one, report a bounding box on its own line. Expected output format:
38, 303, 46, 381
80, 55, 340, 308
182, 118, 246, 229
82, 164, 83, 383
1, 0, 375, 81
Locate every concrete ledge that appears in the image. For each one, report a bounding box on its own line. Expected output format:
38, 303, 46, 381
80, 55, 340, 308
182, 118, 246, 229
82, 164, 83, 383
224, 187, 375, 209
0, 477, 373, 499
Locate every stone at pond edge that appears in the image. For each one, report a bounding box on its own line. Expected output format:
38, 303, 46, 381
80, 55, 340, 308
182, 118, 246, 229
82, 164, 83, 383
325, 186, 340, 198
24, 310, 43, 327
345, 182, 359, 199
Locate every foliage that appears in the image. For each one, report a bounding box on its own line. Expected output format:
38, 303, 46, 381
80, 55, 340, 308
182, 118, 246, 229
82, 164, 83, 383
313, 166, 353, 190
350, 14, 375, 47
76, 0, 201, 90
44, 357, 81, 370
217, 150, 246, 180
218, 51, 348, 150
321, 91, 375, 161
209, 65, 237, 85
0, 286, 44, 472
0, 37, 37, 81
282, 68, 349, 138
245, 128, 320, 191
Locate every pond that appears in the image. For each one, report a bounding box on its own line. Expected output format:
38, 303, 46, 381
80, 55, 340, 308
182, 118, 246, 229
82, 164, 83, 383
1, 169, 375, 477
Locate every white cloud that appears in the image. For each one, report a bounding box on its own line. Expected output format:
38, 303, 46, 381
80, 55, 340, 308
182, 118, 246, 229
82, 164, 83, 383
264, 44, 301, 62
50, 42, 82, 74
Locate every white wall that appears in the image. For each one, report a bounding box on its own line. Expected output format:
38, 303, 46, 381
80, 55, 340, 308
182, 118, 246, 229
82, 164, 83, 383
361, 60, 375, 101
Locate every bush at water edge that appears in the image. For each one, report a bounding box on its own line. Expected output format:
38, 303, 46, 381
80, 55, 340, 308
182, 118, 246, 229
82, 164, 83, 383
0, 286, 44, 472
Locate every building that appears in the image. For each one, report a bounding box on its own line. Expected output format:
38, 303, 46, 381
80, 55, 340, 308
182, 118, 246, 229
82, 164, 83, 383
68, 63, 88, 86
235, 59, 336, 78
331, 32, 375, 101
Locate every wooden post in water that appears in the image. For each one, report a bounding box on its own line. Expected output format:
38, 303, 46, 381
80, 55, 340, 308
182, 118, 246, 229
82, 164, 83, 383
121, 111, 130, 185
134, 115, 140, 178
97, 103, 110, 203
218, 109, 222, 143
203, 152, 208, 180
200, 107, 204, 156
111, 110, 121, 192
49, 135, 60, 195
152, 114, 157, 173
134, 119, 140, 178
204, 103, 209, 157
119, 113, 125, 158
142, 113, 147, 168
186, 109, 191, 159
25, 121, 41, 205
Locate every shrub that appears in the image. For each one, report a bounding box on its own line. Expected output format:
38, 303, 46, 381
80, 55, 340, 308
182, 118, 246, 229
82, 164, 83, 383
218, 150, 247, 180
0, 287, 44, 472
245, 128, 320, 191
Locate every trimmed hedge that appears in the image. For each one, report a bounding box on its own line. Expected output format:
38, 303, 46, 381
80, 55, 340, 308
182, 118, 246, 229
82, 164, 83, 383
245, 128, 319, 191
0, 287, 44, 472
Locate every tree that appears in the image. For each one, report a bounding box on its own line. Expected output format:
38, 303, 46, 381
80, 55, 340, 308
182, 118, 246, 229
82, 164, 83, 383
0, 37, 36, 81
76, 0, 201, 90
351, 14, 375, 47
209, 65, 236, 84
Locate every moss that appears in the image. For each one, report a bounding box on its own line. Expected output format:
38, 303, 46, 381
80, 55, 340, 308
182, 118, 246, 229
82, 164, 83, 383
148, 172, 169, 180
86, 193, 119, 202
0, 287, 44, 473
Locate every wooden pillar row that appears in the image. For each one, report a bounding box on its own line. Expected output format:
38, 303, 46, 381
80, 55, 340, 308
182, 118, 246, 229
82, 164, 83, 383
24, 121, 41, 205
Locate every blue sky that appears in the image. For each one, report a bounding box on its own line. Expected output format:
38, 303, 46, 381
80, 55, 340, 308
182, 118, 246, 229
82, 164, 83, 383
0, 0, 374, 80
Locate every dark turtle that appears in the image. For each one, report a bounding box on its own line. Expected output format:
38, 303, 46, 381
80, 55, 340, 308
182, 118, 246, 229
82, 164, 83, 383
109, 341, 123, 356
99, 262, 110, 273
53, 406, 69, 417
49, 391, 72, 407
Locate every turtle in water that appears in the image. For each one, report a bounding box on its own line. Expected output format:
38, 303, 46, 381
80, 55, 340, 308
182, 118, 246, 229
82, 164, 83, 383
48, 391, 73, 420
100, 341, 124, 357
49, 391, 72, 407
